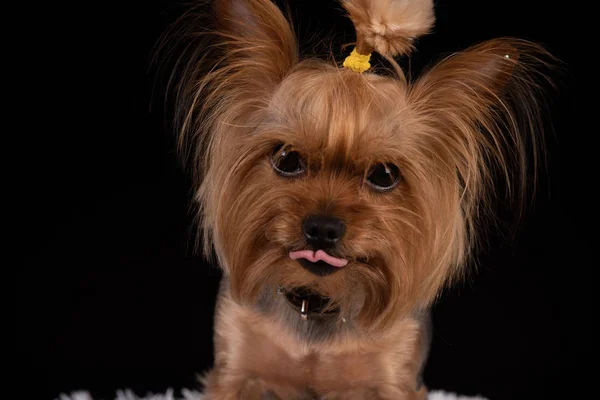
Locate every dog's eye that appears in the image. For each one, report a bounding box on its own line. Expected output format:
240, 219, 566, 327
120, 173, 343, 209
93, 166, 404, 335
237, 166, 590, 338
271, 144, 305, 177
366, 163, 401, 191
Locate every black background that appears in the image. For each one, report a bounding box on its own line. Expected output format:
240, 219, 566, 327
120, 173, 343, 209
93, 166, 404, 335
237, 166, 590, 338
15, 1, 594, 399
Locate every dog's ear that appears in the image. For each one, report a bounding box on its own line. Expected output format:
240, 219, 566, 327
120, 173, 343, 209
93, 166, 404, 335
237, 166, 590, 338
398, 39, 555, 307
212, 0, 297, 89
166, 0, 298, 174
409, 39, 525, 112
163, 0, 299, 257
407, 38, 553, 254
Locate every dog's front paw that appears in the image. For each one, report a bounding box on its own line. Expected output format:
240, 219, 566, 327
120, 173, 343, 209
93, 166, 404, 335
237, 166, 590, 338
324, 386, 426, 400
202, 378, 274, 400
203, 369, 310, 400
244, 380, 320, 400
238, 379, 269, 400
262, 390, 282, 400
323, 388, 382, 400
242, 380, 310, 400
242, 379, 294, 400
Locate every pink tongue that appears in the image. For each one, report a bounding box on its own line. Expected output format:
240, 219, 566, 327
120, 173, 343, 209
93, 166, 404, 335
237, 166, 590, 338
289, 249, 348, 268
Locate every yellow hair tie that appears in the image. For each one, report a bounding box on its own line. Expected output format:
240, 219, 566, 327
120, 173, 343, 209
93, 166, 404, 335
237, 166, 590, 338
343, 48, 372, 73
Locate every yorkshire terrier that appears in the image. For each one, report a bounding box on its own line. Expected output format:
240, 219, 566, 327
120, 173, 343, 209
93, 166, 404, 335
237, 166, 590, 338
161, 0, 551, 398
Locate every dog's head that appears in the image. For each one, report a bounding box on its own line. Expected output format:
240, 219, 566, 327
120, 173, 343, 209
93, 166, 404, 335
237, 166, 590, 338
167, 0, 550, 331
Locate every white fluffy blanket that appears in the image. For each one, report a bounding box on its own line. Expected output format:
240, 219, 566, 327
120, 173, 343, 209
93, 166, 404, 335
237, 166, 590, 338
56, 389, 488, 400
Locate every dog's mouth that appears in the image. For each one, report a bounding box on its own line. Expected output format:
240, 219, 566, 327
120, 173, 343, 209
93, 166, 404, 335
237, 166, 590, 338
280, 286, 340, 320
289, 249, 348, 267
289, 249, 348, 276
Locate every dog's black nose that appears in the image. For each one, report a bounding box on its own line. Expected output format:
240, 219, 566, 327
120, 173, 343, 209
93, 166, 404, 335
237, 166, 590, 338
303, 215, 346, 249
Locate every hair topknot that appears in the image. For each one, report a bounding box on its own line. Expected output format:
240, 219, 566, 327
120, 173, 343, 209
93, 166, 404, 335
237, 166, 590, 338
340, 0, 435, 57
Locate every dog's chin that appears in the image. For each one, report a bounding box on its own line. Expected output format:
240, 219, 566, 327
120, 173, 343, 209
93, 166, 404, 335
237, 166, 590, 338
283, 286, 341, 316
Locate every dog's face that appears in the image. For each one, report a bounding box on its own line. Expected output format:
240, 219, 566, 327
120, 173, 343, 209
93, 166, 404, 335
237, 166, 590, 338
207, 66, 469, 329
171, 0, 547, 331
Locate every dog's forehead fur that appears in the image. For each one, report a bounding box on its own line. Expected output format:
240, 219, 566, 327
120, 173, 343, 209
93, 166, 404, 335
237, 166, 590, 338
265, 64, 411, 167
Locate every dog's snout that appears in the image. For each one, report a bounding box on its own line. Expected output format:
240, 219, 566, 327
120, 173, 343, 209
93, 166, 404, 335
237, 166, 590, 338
303, 215, 346, 248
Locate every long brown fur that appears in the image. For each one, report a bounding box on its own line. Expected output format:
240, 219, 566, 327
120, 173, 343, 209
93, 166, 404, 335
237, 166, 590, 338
341, 0, 435, 55
158, 0, 553, 397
